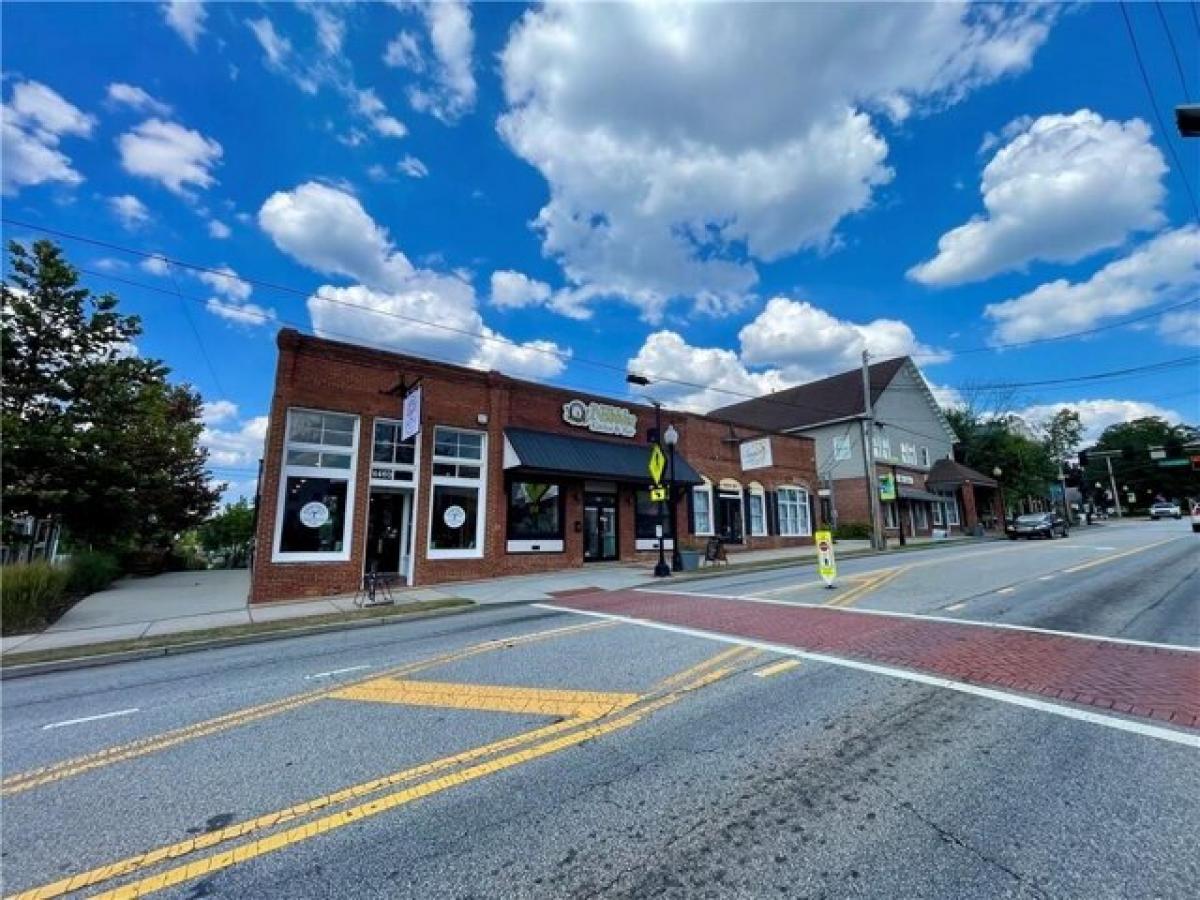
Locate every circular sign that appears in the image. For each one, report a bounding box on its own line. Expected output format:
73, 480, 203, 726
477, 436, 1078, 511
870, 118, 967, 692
299, 501, 330, 528
443, 505, 467, 529
818, 540, 830, 553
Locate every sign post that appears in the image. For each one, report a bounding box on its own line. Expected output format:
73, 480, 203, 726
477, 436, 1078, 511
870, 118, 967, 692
815, 529, 836, 588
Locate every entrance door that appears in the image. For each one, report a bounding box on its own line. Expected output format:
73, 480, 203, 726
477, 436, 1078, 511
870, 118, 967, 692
365, 490, 412, 581
717, 494, 744, 544
583, 493, 618, 562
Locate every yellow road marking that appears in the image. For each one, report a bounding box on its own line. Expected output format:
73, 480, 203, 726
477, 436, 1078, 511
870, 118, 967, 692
753, 659, 801, 679
827, 566, 907, 609
655, 645, 756, 690
10, 657, 741, 900
0, 620, 614, 796
1062, 536, 1183, 574
331, 678, 639, 719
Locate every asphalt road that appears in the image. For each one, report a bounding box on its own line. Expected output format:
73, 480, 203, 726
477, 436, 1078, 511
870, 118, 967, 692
2, 519, 1196, 899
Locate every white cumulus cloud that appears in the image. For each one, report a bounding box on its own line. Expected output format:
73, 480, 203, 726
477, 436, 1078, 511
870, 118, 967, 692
109, 194, 150, 229
1018, 400, 1186, 444
106, 82, 172, 116
1158, 307, 1200, 347
984, 225, 1200, 344
405, 0, 476, 123
2, 80, 94, 195
498, 0, 1052, 320
162, 1, 207, 50
489, 270, 551, 310
910, 110, 1167, 286
397, 154, 428, 178
117, 118, 223, 196
259, 181, 570, 379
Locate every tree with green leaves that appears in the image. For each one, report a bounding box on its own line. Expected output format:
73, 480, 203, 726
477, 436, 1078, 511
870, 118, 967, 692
1086, 417, 1199, 510
1041, 408, 1083, 462
944, 406, 1058, 514
2, 239, 220, 550
198, 497, 256, 567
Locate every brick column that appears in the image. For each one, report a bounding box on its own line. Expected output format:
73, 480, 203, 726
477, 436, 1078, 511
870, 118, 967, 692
961, 481, 978, 529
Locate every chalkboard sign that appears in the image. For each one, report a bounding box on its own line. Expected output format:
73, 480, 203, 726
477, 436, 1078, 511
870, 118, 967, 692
704, 537, 728, 565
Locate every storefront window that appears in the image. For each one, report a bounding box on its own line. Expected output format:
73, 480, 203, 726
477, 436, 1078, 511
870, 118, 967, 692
371, 419, 416, 483
508, 481, 562, 539
274, 409, 359, 561
748, 487, 766, 536
279, 478, 348, 553
635, 490, 673, 539
692, 481, 713, 535
428, 426, 486, 558
778, 486, 811, 537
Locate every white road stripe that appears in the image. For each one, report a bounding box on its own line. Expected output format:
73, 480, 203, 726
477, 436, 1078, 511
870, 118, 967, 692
1038, 575, 1055, 581
946, 603, 967, 612
997, 587, 1016, 595
631, 589, 1199, 652
42, 708, 139, 730
304, 665, 371, 680
536, 605, 1200, 749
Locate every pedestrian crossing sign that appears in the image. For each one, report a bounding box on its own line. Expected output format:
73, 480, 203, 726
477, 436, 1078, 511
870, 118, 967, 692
648, 443, 666, 484
649, 486, 667, 502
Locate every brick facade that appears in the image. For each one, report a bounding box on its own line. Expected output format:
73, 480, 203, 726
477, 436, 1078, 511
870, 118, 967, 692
250, 331, 818, 603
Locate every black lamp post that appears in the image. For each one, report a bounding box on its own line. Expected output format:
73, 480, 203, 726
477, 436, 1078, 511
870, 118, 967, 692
993, 466, 1005, 528
664, 423, 681, 571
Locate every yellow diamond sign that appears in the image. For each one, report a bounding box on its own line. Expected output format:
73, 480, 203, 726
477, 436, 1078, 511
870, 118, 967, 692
648, 443, 666, 484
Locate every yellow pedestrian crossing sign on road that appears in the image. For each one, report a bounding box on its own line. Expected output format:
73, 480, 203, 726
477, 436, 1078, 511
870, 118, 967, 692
648, 443, 666, 484
816, 530, 837, 587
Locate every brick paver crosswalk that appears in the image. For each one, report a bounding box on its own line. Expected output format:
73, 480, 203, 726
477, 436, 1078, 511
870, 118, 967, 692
550, 590, 1200, 730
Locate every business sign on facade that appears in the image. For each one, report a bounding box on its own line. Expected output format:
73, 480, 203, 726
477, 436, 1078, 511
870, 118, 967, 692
878, 473, 896, 501
739, 437, 773, 471
562, 399, 638, 438
401, 385, 422, 442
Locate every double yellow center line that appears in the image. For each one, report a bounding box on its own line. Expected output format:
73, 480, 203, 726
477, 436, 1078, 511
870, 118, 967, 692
9, 646, 756, 900
826, 566, 907, 608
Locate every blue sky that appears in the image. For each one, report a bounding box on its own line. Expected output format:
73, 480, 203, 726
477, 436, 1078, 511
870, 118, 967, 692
2, 1, 1198, 498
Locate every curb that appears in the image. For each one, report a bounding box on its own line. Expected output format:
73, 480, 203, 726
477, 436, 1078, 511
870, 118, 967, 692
0, 601, 511, 680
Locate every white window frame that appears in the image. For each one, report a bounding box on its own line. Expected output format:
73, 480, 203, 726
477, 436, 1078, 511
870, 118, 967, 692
748, 482, 767, 537
932, 501, 944, 526
912, 502, 928, 531
777, 486, 812, 537
427, 426, 487, 560
883, 501, 899, 529
873, 433, 891, 461
943, 492, 961, 526
692, 478, 714, 536
901, 442, 917, 465
370, 417, 419, 486
920, 447, 931, 468
273, 408, 360, 563
832, 435, 851, 461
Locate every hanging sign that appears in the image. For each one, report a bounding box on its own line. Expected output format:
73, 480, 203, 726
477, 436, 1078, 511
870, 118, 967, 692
739, 437, 773, 471
878, 473, 896, 502
562, 399, 638, 438
401, 385, 422, 442
815, 530, 836, 587
299, 502, 330, 529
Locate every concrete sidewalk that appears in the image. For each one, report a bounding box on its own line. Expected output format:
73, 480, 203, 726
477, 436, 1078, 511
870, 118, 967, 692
0, 533, 973, 659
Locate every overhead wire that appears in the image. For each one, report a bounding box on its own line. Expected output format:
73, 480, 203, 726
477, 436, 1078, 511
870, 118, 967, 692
1118, 0, 1200, 223
1154, 0, 1195, 97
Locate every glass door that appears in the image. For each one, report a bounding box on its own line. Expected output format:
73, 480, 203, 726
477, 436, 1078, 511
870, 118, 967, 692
365, 490, 409, 576
583, 493, 619, 562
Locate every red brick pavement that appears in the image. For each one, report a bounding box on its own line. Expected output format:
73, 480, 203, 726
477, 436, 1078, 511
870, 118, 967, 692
552, 590, 1200, 730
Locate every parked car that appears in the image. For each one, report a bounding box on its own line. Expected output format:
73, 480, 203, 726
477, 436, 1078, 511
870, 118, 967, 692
1191, 502, 1200, 534
1006, 512, 1069, 539
1148, 501, 1181, 520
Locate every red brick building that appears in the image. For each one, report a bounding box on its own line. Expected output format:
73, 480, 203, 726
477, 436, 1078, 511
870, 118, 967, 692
250, 331, 819, 603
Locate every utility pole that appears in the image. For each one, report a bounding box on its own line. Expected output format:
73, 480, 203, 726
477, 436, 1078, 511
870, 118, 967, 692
1105, 456, 1123, 519
860, 350, 883, 551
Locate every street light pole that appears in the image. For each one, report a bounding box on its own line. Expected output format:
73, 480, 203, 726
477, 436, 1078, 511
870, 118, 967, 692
664, 424, 681, 571
993, 466, 1006, 529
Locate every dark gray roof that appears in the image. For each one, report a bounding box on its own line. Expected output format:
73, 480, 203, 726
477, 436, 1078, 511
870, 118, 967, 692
710, 357, 909, 432
504, 428, 702, 485
898, 485, 946, 503
926, 458, 998, 489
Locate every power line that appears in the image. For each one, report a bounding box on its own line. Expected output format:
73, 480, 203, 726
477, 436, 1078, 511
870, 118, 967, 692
965, 355, 1198, 391
165, 260, 227, 398
1119, 0, 1200, 223
1155, 0, 1195, 98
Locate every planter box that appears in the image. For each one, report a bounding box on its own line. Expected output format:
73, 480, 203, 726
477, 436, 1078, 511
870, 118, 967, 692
678, 550, 702, 572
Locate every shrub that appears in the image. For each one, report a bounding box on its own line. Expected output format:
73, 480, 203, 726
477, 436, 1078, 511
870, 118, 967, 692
833, 521, 872, 540
68, 550, 121, 596
2, 562, 71, 635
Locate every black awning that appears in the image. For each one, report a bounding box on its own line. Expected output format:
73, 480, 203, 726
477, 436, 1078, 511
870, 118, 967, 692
504, 427, 702, 485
